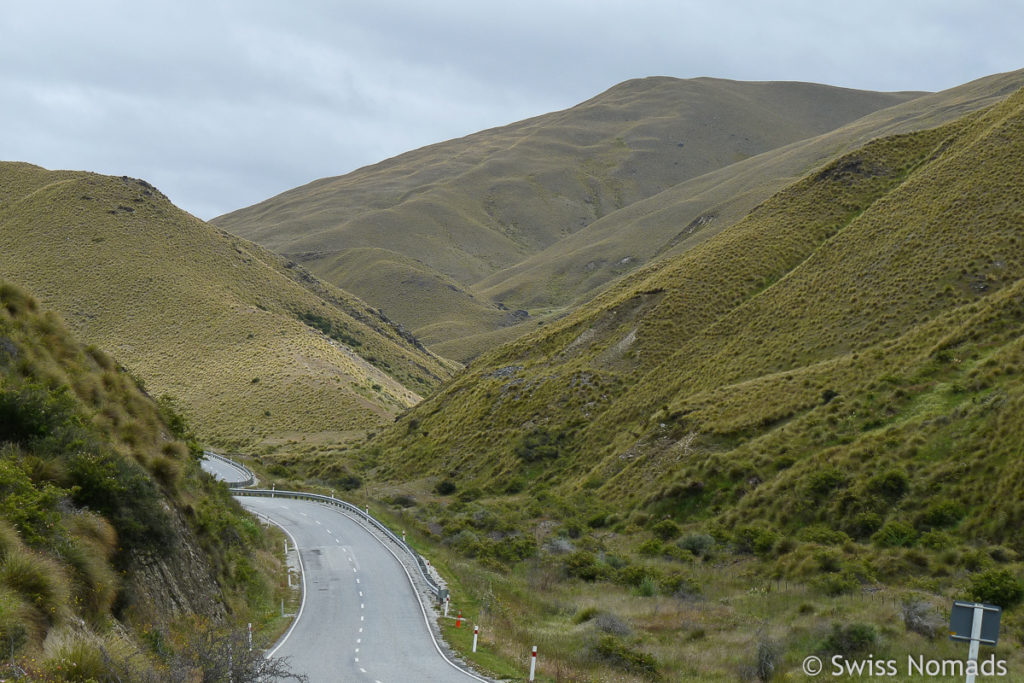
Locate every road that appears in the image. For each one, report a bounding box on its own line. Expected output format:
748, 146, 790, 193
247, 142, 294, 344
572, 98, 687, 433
200, 454, 252, 487
238, 496, 484, 683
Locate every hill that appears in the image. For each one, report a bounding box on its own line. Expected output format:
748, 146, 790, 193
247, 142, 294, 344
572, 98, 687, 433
0, 163, 455, 447
0, 280, 287, 679
359, 82, 1024, 680
475, 68, 1024, 314
214, 77, 923, 359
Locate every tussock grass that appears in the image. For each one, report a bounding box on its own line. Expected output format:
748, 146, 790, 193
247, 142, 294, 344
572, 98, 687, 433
0, 165, 453, 447
217, 78, 933, 361
0, 278, 288, 674
358, 83, 1024, 679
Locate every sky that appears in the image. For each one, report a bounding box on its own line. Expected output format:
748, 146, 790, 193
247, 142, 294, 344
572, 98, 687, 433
2, 0, 1021, 220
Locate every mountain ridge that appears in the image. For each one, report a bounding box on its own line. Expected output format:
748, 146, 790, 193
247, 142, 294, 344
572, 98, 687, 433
215, 76, 926, 360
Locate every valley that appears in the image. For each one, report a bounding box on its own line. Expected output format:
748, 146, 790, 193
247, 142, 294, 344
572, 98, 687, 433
4, 68, 1024, 681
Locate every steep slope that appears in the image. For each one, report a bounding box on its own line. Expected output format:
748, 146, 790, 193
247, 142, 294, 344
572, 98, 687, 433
0, 280, 283, 679
372, 82, 1024, 543
215, 78, 921, 358
353, 85, 1024, 680
0, 163, 454, 447
475, 68, 1024, 312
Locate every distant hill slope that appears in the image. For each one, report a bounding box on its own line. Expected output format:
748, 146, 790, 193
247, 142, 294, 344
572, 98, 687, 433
475, 69, 1024, 313
0, 163, 454, 447
371, 82, 1024, 550
214, 77, 922, 358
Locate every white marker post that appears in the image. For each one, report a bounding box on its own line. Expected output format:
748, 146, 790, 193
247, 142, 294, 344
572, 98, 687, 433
472, 625, 479, 653
529, 645, 537, 681
444, 595, 450, 617
966, 606, 983, 683
949, 600, 1001, 683
247, 622, 252, 651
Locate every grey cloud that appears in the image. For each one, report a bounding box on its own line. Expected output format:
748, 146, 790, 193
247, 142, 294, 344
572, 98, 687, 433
1, 0, 1021, 219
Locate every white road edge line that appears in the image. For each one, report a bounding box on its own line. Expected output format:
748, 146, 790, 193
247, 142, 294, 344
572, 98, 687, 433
254, 511, 308, 660
322, 503, 491, 682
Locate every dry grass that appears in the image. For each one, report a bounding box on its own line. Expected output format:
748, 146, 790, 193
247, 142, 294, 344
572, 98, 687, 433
215, 77, 933, 361
356, 84, 1024, 679
0, 166, 454, 447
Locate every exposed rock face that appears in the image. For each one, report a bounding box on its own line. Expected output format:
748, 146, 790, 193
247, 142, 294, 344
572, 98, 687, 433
121, 503, 226, 624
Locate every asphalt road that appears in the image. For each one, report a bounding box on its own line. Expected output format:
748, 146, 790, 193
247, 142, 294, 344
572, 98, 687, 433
200, 454, 251, 487
238, 496, 484, 683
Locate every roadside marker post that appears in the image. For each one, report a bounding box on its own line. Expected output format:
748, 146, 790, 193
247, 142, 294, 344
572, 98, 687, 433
247, 622, 252, 651
949, 601, 1001, 683
529, 645, 537, 681
472, 625, 479, 653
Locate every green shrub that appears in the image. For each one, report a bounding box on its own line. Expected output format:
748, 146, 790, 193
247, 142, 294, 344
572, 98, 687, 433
734, 525, 780, 555
491, 535, 537, 563
434, 479, 457, 495
660, 571, 701, 598
866, 469, 909, 499
637, 539, 663, 556
966, 569, 1024, 608
593, 635, 659, 677
677, 533, 715, 556
0, 456, 66, 547
871, 521, 918, 548
846, 512, 883, 539
67, 450, 173, 554
650, 519, 681, 541
814, 571, 861, 596
822, 622, 877, 656
806, 468, 846, 497
564, 551, 606, 581
919, 530, 953, 550
798, 524, 850, 545
917, 500, 966, 529
616, 565, 650, 588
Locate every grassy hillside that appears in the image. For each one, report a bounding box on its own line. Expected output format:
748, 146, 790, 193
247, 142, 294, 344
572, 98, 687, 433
356, 84, 1024, 681
0, 280, 289, 680
215, 78, 921, 360
475, 68, 1024, 313
0, 163, 454, 448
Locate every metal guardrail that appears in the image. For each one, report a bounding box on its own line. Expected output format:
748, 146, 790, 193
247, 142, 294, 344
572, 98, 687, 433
202, 450, 256, 487
202, 451, 441, 597
232, 488, 442, 599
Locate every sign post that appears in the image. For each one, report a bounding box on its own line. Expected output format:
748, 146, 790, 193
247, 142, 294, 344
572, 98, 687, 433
949, 601, 1001, 683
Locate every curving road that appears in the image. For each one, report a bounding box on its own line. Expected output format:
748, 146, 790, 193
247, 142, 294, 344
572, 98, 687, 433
200, 454, 252, 487
239, 496, 482, 682
200, 456, 487, 682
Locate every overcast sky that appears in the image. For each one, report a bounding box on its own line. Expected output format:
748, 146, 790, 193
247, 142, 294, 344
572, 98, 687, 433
2, 1, 1021, 220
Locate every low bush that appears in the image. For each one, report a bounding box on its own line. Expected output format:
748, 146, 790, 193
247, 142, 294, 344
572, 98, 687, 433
592, 635, 659, 678
871, 521, 918, 548
821, 622, 877, 656
966, 568, 1024, 608
650, 519, 681, 541
677, 533, 715, 556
